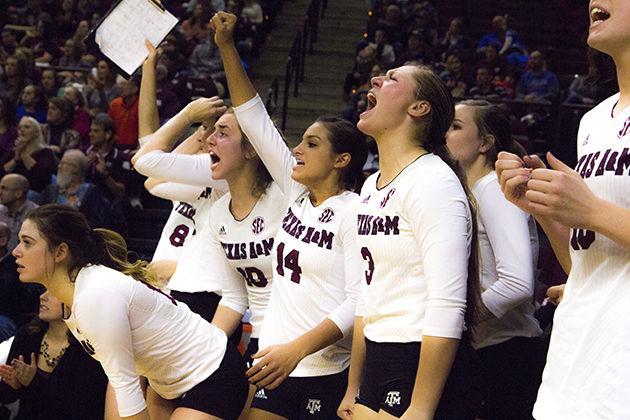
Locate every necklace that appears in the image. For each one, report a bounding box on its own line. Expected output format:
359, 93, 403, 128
39, 334, 69, 368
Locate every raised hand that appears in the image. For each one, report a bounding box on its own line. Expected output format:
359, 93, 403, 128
143, 39, 163, 68
210, 12, 238, 49
12, 353, 37, 387
183, 96, 227, 124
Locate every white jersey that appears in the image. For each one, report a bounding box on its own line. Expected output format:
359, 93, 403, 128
355, 154, 471, 343
133, 150, 228, 293
234, 95, 362, 377
534, 93, 630, 419
210, 182, 285, 337
64, 265, 227, 417
153, 196, 206, 262
471, 171, 541, 349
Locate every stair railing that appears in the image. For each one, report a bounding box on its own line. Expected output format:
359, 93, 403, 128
279, 0, 328, 131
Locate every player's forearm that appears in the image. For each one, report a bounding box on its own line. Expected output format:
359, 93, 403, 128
212, 305, 244, 337
218, 43, 257, 107
346, 317, 366, 394
138, 61, 160, 138
535, 215, 572, 274
132, 107, 193, 165
292, 318, 343, 360
407, 336, 459, 417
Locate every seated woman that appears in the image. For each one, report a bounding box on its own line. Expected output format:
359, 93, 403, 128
1, 116, 57, 194
0, 290, 107, 420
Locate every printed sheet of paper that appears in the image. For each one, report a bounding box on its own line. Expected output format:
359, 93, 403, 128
94, 0, 178, 77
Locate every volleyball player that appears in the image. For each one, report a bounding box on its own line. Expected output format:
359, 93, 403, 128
497, 1, 630, 417
135, 40, 214, 284
132, 94, 235, 326
445, 100, 544, 419
338, 65, 479, 419
12, 205, 248, 420
213, 12, 367, 419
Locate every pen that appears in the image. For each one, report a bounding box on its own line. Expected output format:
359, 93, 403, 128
149, 0, 165, 12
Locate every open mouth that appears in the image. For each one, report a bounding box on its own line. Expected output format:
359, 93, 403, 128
209, 152, 221, 167
295, 158, 305, 166
590, 6, 611, 26
366, 91, 377, 111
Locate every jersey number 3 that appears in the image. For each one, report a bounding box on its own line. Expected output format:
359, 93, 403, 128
276, 242, 302, 283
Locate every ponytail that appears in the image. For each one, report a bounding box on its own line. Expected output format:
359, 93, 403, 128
26, 204, 160, 288
411, 66, 482, 331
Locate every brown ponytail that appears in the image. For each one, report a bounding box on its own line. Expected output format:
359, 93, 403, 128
26, 204, 160, 288
411, 66, 482, 330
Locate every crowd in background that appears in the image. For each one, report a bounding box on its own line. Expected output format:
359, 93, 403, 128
0, 0, 278, 401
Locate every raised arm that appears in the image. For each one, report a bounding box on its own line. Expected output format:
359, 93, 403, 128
212, 12, 299, 195
131, 96, 226, 166
139, 40, 161, 139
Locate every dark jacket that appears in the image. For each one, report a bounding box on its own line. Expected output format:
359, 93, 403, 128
0, 320, 107, 420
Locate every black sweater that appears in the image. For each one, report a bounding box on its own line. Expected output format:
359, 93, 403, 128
0, 322, 107, 420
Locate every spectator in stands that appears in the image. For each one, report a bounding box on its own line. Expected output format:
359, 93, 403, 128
85, 59, 120, 113
0, 95, 18, 159
155, 64, 180, 124
476, 43, 508, 80
56, 0, 79, 39
41, 149, 116, 229
477, 15, 526, 57
86, 113, 133, 203
563, 74, 598, 105
0, 55, 32, 103
181, 1, 212, 44
241, 0, 264, 27
39, 68, 61, 100
188, 33, 225, 84
371, 28, 396, 67
0, 221, 41, 337
62, 85, 90, 147
378, 4, 405, 47
56, 38, 87, 68
71, 19, 90, 46
19, 13, 59, 64
41, 97, 80, 155
397, 29, 435, 66
0, 222, 18, 341
439, 17, 473, 61
516, 50, 560, 104
1, 117, 56, 195
0, 174, 38, 251
440, 53, 472, 98
16, 84, 47, 123
0, 29, 19, 64
108, 76, 139, 149
469, 66, 500, 99
160, 48, 191, 107
0, 290, 108, 420
405, 3, 438, 47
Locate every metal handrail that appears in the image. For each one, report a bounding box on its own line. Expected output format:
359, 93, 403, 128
278, 0, 328, 131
